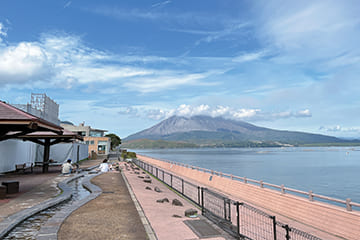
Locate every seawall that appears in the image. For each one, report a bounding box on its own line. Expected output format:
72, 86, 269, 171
138, 154, 360, 240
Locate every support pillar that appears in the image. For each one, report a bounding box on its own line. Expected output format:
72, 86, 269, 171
43, 139, 50, 173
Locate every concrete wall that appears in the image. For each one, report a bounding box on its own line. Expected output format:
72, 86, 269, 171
0, 139, 37, 172
0, 140, 88, 173
138, 155, 360, 240
35, 142, 88, 164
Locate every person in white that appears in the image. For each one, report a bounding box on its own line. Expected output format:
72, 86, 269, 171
99, 159, 110, 172
62, 159, 73, 174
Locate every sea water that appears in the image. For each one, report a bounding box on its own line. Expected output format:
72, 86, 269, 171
133, 147, 360, 204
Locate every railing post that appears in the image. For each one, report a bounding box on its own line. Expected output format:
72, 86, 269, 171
201, 187, 204, 215
281, 184, 285, 194
198, 186, 201, 205
182, 179, 184, 194
260, 180, 264, 188
309, 190, 314, 201
227, 199, 231, 221
162, 170, 164, 181
346, 198, 352, 211
231, 174, 233, 180
244, 177, 247, 183
156, 168, 158, 178
223, 198, 227, 220
235, 201, 240, 239
170, 174, 173, 188
270, 216, 277, 240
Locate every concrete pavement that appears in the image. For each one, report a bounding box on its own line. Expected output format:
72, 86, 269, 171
0, 157, 234, 239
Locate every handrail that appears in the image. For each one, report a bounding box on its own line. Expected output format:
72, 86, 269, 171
144, 155, 360, 212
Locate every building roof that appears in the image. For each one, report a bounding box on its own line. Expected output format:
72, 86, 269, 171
0, 101, 63, 141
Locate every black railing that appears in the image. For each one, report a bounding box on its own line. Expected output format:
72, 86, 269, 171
133, 159, 322, 240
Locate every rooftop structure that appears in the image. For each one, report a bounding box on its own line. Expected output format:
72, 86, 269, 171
12, 93, 60, 125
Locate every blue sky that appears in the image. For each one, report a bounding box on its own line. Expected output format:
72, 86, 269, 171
1, 0, 360, 139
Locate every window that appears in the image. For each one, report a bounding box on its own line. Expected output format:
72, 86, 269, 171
86, 141, 89, 145
89, 131, 104, 137
90, 140, 95, 145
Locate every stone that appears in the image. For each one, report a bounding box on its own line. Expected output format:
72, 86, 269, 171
172, 214, 182, 218
137, 176, 144, 179
142, 171, 146, 174
154, 186, 162, 193
1, 181, 19, 194
156, 198, 169, 203
145, 175, 150, 179
145, 186, 152, 190
185, 208, 198, 217
143, 179, 152, 183
172, 199, 183, 206
134, 171, 140, 174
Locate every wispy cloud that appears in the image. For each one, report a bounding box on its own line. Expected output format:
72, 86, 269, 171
118, 104, 312, 122
88, 6, 164, 21
123, 73, 217, 93
64, 1, 72, 9
194, 22, 249, 46
151, 1, 171, 9
319, 125, 360, 137
0, 22, 8, 44
258, 0, 360, 66
232, 50, 268, 63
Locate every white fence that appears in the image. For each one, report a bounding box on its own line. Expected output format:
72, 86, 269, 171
0, 139, 88, 173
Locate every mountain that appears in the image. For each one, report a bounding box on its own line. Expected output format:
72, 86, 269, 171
123, 115, 346, 147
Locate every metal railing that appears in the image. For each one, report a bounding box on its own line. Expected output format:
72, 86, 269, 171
133, 159, 322, 240
152, 158, 360, 211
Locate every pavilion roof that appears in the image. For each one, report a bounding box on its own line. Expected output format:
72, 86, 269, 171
0, 101, 63, 141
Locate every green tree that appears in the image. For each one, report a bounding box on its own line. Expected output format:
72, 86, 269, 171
105, 133, 121, 150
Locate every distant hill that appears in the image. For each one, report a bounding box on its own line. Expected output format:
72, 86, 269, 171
123, 115, 348, 148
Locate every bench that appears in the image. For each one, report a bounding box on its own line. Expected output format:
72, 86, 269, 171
34, 161, 61, 167
15, 163, 33, 173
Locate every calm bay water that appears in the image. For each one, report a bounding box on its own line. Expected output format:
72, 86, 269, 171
132, 147, 360, 204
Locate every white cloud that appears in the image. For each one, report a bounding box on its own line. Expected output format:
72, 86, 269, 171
318, 125, 360, 138
319, 125, 358, 132
123, 73, 215, 93
232, 50, 267, 63
0, 42, 52, 83
0, 33, 215, 92
295, 109, 312, 117
118, 104, 311, 123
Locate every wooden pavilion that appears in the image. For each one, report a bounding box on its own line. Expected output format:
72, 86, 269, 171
0, 101, 82, 173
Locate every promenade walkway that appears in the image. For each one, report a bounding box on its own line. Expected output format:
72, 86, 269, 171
137, 154, 360, 240
0, 157, 234, 239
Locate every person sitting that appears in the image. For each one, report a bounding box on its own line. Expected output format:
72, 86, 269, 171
99, 159, 110, 172
62, 159, 73, 174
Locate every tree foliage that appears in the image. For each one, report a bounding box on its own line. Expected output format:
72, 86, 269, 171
105, 133, 121, 150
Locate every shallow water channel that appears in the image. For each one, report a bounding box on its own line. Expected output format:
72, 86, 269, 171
4, 176, 91, 239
